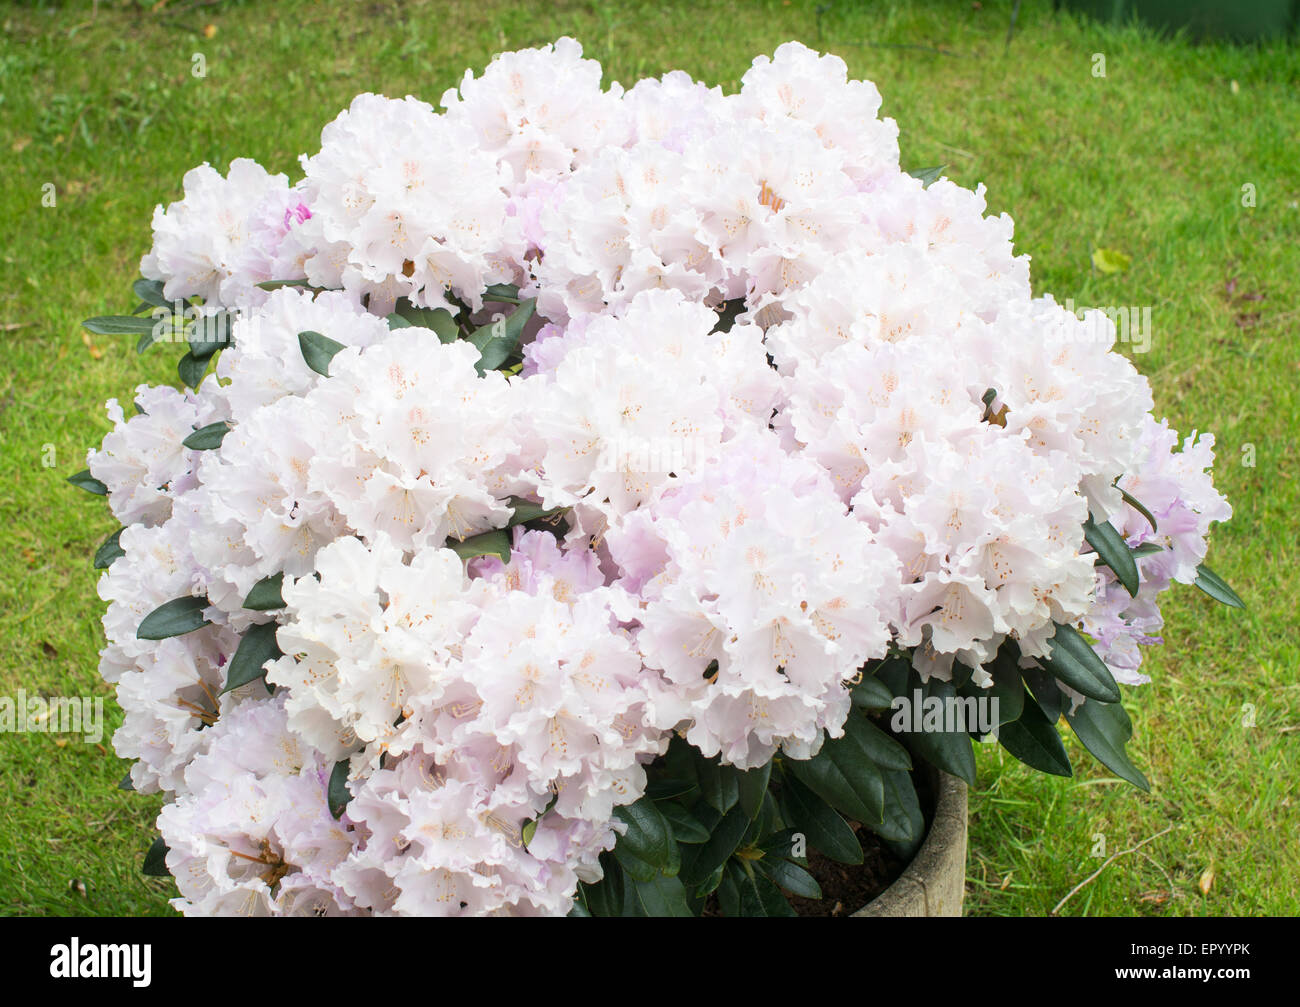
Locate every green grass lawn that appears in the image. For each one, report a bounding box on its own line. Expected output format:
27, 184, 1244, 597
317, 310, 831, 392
1, 0, 1296, 917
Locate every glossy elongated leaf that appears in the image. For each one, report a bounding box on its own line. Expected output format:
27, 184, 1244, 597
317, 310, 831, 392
1084, 515, 1138, 597
68, 469, 108, 495
1066, 698, 1149, 791
389, 299, 459, 342
256, 278, 323, 292
1194, 564, 1245, 609
779, 773, 862, 865
82, 314, 156, 335
1042, 622, 1121, 703
613, 799, 679, 880
223, 621, 283, 694
182, 420, 231, 450
901, 676, 977, 786
998, 693, 1072, 777
1022, 664, 1065, 724
736, 762, 772, 819
327, 759, 351, 819
908, 164, 945, 187
177, 350, 209, 389
187, 312, 233, 359
137, 595, 210, 640
484, 282, 523, 303
965, 647, 1024, 727
132, 278, 170, 309
851, 673, 895, 709
243, 572, 286, 611
467, 298, 535, 374
1117, 484, 1158, 533
506, 496, 568, 527
644, 777, 695, 801
788, 728, 884, 825
142, 836, 170, 877
446, 529, 511, 563
1130, 542, 1165, 558
719, 862, 797, 917
852, 714, 912, 771
93, 527, 126, 569
136, 331, 157, 354
658, 802, 710, 844
757, 856, 822, 899
624, 873, 694, 917
581, 854, 625, 916
298, 330, 345, 376
696, 756, 740, 814
866, 768, 924, 854
679, 806, 750, 886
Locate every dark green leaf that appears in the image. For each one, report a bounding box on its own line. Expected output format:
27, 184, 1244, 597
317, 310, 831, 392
118, 771, 134, 791
177, 350, 209, 389
695, 756, 740, 814
998, 692, 1072, 777
851, 673, 895, 710
866, 768, 924, 853
82, 314, 156, 335
789, 726, 885, 825
132, 278, 170, 309
467, 298, 535, 374
908, 164, 946, 187
736, 762, 772, 819
757, 856, 822, 899
243, 572, 286, 611
719, 861, 797, 917
1084, 515, 1138, 597
223, 621, 283, 694
581, 853, 625, 917
1022, 664, 1064, 724
327, 759, 351, 819
1118, 484, 1158, 533
182, 420, 231, 451
446, 529, 511, 563
506, 496, 568, 527
779, 773, 862, 865
187, 312, 233, 359
67, 469, 108, 495
298, 330, 345, 376
966, 646, 1024, 727
1042, 622, 1121, 703
142, 836, 170, 877
136, 331, 157, 354
1194, 563, 1246, 609
712, 297, 747, 333
93, 527, 126, 569
659, 802, 710, 844
679, 806, 750, 886
484, 283, 523, 304
256, 278, 320, 292
899, 676, 977, 786
625, 873, 694, 917
137, 595, 210, 640
390, 298, 459, 342
1066, 698, 1150, 791
645, 777, 695, 801
613, 799, 679, 880
1130, 542, 1165, 558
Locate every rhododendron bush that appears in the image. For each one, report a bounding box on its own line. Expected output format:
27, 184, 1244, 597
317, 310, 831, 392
72, 39, 1242, 917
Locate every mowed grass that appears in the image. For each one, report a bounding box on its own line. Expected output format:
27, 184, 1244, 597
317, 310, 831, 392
0, 0, 1296, 917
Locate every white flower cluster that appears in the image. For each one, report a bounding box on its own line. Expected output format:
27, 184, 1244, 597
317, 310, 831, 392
89, 39, 1228, 916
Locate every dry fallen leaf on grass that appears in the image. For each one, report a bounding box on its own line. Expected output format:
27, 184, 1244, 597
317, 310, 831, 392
1198, 867, 1215, 896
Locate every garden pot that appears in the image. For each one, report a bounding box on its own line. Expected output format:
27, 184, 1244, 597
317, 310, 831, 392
853, 771, 968, 917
